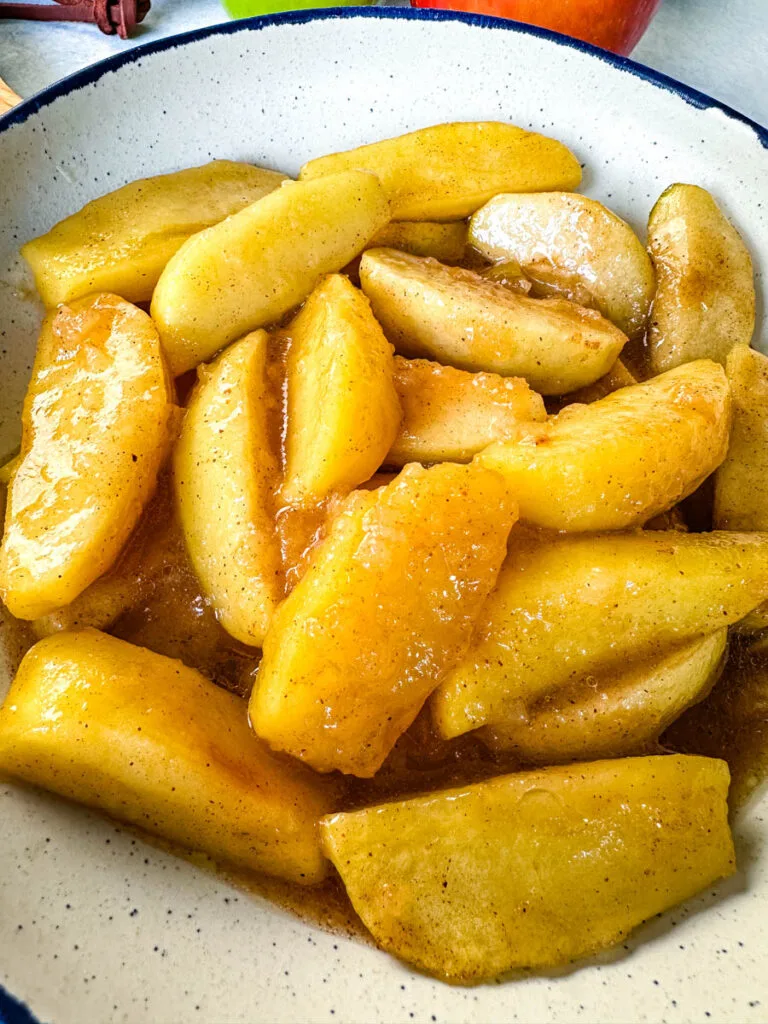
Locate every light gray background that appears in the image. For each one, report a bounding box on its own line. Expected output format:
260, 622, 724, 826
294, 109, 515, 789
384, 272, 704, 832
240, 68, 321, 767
1, 0, 768, 126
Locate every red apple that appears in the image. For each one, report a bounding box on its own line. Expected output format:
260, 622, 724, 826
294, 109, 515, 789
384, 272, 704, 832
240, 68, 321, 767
410, 0, 662, 56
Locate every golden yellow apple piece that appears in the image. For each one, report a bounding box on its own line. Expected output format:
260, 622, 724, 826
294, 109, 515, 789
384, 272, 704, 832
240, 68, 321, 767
31, 475, 178, 638
477, 359, 731, 531
714, 344, 768, 531
556, 356, 637, 409
300, 121, 582, 221
648, 183, 755, 373
0, 629, 337, 882
174, 330, 283, 647
282, 275, 401, 506
151, 172, 390, 375
251, 463, 516, 777
368, 221, 467, 262
483, 630, 727, 763
360, 248, 626, 395
388, 356, 546, 465
470, 192, 655, 339
321, 755, 734, 980
0, 294, 175, 620
432, 527, 768, 739
22, 161, 287, 308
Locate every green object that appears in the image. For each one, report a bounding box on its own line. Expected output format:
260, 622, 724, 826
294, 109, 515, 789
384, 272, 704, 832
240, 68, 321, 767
223, 0, 373, 16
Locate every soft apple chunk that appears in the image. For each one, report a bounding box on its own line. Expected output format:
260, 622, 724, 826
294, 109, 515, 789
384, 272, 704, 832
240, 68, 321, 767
251, 463, 516, 777
714, 344, 768, 531
388, 356, 546, 465
368, 221, 467, 261
648, 183, 755, 373
174, 330, 283, 647
321, 755, 734, 980
556, 356, 637, 409
0, 630, 337, 882
151, 172, 390, 375
0, 294, 175, 620
483, 630, 727, 763
300, 121, 582, 221
31, 475, 178, 638
478, 360, 731, 531
360, 248, 626, 395
21, 160, 287, 308
281, 275, 401, 506
470, 192, 655, 339
432, 528, 768, 739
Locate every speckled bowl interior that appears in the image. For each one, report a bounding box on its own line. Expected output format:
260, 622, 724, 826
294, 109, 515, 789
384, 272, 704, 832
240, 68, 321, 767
1, 10, 767, 1023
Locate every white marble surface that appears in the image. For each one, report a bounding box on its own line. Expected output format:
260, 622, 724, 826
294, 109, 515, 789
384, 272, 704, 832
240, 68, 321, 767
1, 0, 767, 125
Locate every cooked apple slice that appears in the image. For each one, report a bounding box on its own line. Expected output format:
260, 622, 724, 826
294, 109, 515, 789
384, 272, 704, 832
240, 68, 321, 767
0, 630, 337, 883
281, 275, 401, 507
470, 192, 655, 339
251, 463, 516, 777
30, 473, 178, 639
151, 172, 390, 375
321, 755, 734, 980
174, 330, 282, 647
368, 221, 467, 261
22, 161, 287, 308
388, 356, 546, 465
0, 294, 175, 620
360, 249, 626, 395
477, 359, 731, 531
483, 631, 727, 763
432, 528, 768, 739
648, 184, 755, 373
557, 356, 637, 408
714, 344, 768, 530
300, 121, 581, 221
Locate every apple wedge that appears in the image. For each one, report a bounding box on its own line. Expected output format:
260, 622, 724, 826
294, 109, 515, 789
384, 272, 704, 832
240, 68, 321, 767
483, 630, 727, 763
388, 356, 546, 465
251, 463, 516, 777
432, 528, 768, 739
470, 192, 655, 339
714, 344, 768, 531
151, 171, 390, 375
22, 160, 287, 308
0, 630, 338, 883
281, 275, 401, 507
556, 356, 637, 408
648, 184, 755, 373
300, 121, 581, 221
360, 248, 626, 395
368, 221, 467, 261
174, 330, 283, 647
477, 359, 731, 531
321, 755, 734, 980
0, 294, 176, 620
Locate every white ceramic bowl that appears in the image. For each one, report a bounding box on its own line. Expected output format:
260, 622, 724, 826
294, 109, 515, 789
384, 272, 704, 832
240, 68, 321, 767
1, 10, 768, 1023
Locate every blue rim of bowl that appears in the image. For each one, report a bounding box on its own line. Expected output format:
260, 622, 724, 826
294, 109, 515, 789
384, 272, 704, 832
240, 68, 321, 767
0, 5, 767, 146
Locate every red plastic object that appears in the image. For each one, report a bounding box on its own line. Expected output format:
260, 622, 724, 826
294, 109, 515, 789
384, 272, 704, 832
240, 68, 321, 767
0, 0, 150, 38
409, 0, 661, 56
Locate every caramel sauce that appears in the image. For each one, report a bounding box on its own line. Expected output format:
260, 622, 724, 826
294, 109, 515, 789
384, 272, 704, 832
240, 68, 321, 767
663, 637, 768, 808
